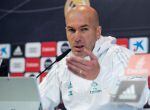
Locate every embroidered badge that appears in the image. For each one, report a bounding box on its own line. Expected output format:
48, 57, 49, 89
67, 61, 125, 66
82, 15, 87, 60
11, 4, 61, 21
90, 81, 102, 94
68, 81, 73, 96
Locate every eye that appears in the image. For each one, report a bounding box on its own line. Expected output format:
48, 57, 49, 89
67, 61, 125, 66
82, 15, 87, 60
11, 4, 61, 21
67, 28, 76, 33
81, 28, 88, 32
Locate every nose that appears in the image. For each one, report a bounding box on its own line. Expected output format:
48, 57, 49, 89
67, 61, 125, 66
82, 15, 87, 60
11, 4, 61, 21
74, 31, 82, 43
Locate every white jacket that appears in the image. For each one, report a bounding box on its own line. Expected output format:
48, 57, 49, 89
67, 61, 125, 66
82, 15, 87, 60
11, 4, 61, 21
39, 36, 149, 110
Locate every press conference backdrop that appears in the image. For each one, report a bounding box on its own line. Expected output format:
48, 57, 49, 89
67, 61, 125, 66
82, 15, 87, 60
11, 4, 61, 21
0, 0, 150, 79
0, 0, 150, 43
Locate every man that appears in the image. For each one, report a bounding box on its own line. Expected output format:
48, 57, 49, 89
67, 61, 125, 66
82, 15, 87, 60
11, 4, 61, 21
40, 5, 149, 110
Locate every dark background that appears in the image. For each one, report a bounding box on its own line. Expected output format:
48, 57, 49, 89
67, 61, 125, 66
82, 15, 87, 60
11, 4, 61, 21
0, 0, 150, 43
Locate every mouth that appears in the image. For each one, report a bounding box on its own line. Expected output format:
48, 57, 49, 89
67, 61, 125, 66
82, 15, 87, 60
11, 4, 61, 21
74, 45, 84, 52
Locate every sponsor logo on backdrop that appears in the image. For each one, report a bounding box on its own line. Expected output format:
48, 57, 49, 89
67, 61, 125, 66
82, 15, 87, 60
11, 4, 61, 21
116, 38, 128, 48
24, 72, 40, 84
40, 57, 55, 72
9, 73, 24, 77
10, 58, 25, 73
25, 42, 41, 57
11, 44, 24, 57
129, 37, 149, 54
25, 58, 40, 72
0, 44, 11, 58
125, 54, 150, 76
57, 41, 70, 56
61, 42, 70, 53
40, 72, 47, 83
41, 42, 57, 57
119, 85, 137, 100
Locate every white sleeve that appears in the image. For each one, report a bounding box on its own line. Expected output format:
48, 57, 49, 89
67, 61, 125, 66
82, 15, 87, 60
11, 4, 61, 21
96, 46, 149, 108
39, 64, 61, 110
110, 46, 149, 108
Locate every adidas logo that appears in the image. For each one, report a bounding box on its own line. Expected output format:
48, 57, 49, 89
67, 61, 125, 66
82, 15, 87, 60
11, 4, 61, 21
13, 46, 23, 56
119, 85, 137, 100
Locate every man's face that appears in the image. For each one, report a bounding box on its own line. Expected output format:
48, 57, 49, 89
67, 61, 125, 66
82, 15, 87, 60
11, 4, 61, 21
66, 11, 101, 57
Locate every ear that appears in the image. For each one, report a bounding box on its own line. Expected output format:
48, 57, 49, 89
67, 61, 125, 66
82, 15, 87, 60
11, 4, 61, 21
96, 26, 101, 39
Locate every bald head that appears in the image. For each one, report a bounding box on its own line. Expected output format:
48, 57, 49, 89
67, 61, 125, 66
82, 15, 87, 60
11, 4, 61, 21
65, 5, 100, 26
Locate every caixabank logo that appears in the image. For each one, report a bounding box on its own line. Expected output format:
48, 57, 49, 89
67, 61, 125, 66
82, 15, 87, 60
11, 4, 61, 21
0, 44, 11, 58
129, 37, 149, 54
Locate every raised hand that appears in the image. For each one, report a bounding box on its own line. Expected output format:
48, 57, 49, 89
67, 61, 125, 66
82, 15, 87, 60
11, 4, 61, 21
66, 49, 100, 80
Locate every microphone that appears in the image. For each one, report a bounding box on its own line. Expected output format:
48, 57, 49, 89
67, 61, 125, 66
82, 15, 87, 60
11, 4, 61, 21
36, 49, 71, 78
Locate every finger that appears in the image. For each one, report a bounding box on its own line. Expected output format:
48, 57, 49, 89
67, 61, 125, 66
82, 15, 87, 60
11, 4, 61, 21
69, 56, 89, 66
83, 48, 97, 60
67, 60, 78, 73
67, 58, 89, 71
67, 61, 86, 77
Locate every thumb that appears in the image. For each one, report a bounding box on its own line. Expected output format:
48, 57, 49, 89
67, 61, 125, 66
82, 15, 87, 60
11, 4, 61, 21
83, 48, 96, 60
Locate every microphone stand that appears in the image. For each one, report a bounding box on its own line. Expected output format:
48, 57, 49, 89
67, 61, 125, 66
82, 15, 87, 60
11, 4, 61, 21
36, 60, 56, 78
36, 49, 71, 79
